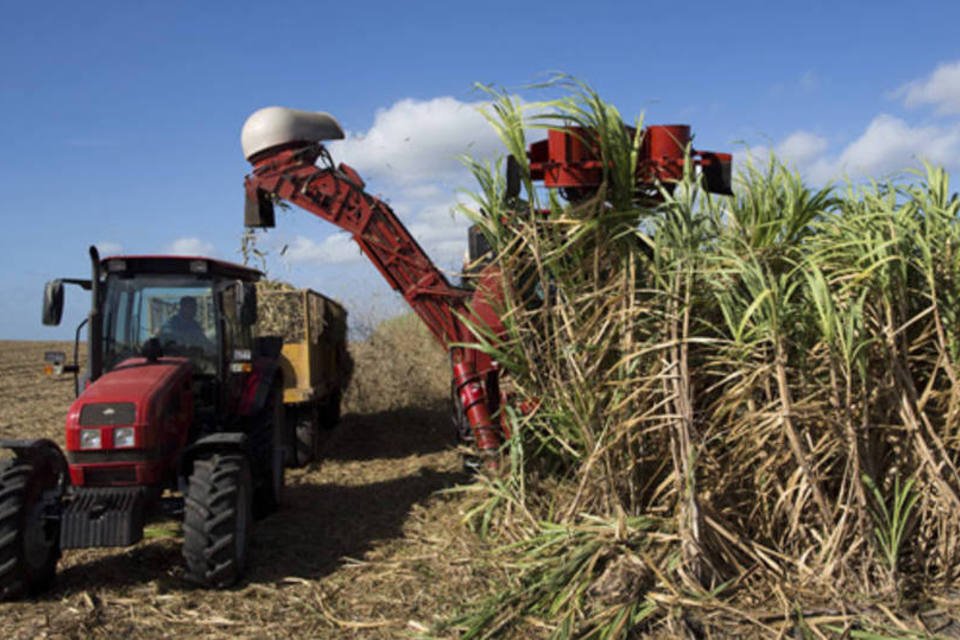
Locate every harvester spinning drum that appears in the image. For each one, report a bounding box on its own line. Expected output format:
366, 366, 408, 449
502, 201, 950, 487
240, 106, 733, 461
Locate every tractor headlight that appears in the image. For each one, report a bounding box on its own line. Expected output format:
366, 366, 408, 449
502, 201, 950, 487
113, 427, 135, 448
80, 429, 102, 450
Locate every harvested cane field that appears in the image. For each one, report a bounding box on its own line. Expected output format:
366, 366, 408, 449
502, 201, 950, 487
6, 87, 960, 638
0, 317, 503, 639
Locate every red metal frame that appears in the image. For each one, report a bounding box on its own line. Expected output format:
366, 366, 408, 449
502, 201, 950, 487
245, 146, 506, 460
244, 124, 731, 463
528, 125, 731, 192
246, 149, 472, 346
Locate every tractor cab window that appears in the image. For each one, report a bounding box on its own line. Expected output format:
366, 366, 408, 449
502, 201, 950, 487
102, 275, 219, 374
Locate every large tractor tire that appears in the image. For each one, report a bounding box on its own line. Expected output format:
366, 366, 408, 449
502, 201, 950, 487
0, 458, 61, 600
182, 454, 252, 588
251, 387, 285, 519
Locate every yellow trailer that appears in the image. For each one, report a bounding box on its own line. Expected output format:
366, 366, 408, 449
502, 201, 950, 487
257, 286, 352, 466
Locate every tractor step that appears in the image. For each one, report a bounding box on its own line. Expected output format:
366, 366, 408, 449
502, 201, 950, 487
61, 487, 147, 549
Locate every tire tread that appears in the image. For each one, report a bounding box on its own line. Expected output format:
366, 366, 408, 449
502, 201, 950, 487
182, 454, 251, 588
0, 460, 60, 600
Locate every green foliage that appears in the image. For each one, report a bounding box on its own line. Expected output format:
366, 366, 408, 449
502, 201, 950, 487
863, 473, 920, 578
451, 81, 960, 638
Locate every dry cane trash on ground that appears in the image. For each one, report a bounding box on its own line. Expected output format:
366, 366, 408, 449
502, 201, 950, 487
0, 322, 500, 640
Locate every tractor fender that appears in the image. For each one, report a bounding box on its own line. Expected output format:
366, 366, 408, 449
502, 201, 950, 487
239, 358, 282, 417
0, 438, 70, 493
178, 433, 248, 480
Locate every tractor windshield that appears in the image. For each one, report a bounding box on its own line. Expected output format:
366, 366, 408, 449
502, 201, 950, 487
102, 274, 219, 374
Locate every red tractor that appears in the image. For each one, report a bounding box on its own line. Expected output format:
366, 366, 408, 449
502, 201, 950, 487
240, 106, 732, 463
0, 251, 289, 598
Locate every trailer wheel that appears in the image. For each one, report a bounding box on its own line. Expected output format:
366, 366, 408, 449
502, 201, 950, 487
251, 388, 285, 518
319, 390, 342, 430
0, 459, 61, 600
294, 406, 319, 467
182, 454, 252, 588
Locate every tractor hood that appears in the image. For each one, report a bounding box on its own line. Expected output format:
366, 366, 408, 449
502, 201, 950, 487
65, 358, 193, 455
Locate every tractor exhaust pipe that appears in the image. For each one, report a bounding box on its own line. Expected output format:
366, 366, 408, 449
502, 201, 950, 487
88, 246, 103, 382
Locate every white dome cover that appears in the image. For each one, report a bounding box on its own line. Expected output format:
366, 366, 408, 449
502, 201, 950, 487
241, 106, 345, 160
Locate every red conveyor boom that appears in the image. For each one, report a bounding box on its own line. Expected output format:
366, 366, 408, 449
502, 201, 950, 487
244, 145, 504, 459
246, 146, 471, 347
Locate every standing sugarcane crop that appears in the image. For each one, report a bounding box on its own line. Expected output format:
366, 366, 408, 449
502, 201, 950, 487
449, 83, 960, 638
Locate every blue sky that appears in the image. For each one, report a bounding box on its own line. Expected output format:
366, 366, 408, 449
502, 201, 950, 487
3, 1, 959, 338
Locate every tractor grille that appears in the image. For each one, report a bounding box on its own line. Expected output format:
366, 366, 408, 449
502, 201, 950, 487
83, 465, 137, 486
79, 402, 136, 426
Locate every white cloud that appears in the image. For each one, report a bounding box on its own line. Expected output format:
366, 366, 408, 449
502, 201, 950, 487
278, 191, 471, 273
739, 116, 960, 185
831, 115, 960, 176
777, 131, 828, 166
734, 132, 829, 178
897, 60, 960, 115
95, 241, 123, 256
732, 143, 769, 172
790, 115, 960, 183
732, 61, 960, 185
310, 96, 508, 273
283, 233, 362, 265
327, 96, 504, 186
165, 237, 216, 256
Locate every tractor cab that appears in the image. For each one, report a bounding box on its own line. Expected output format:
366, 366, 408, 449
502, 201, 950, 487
95, 255, 261, 417
43, 250, 262, 418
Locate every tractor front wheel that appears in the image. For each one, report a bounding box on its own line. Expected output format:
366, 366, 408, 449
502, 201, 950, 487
182, 454, 252, 588
0, 458, 61, 600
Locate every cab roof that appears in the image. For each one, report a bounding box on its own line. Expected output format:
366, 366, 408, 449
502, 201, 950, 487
100, 255, 263, 281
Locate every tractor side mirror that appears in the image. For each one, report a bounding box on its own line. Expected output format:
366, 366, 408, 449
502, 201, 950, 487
42, 280, 64, 326
236, 281, 258, 326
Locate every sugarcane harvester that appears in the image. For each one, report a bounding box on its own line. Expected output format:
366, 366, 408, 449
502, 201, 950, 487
241, 106, 733, 464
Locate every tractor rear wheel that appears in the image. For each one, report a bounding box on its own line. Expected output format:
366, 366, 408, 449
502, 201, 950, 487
0, 458, 61, 600
182, 453, 252, 588
251, 388, 285, 518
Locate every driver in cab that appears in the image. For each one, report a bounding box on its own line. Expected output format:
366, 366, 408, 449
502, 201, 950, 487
159, 296, 214, 352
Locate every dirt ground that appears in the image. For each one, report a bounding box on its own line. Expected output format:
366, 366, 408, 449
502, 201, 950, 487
0, 340, 496, 639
